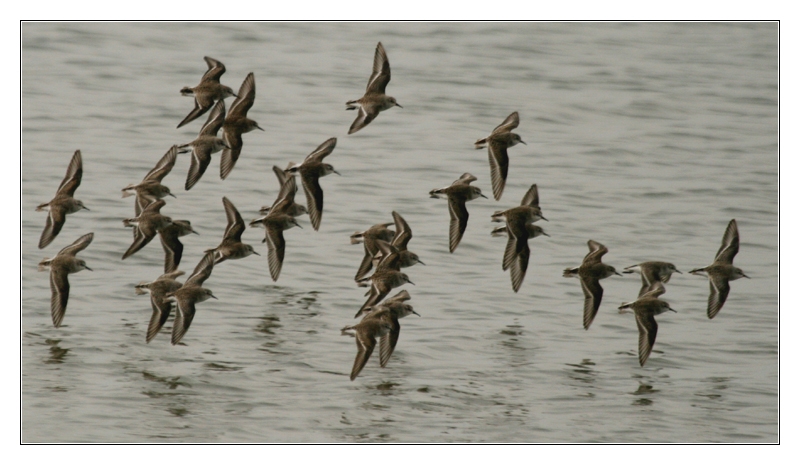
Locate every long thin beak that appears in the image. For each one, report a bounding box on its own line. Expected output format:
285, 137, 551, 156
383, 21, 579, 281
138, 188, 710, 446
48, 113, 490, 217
85, 266, 93, 271
418, 260, 426, 265
675, 270, 682, 274
395, 103, 403, 108
252, 251, 261, 256
210, 293, 218, 300
743, 274, 751, 278
614, 271, 623, 276
168, 193, 177, 198
520, 140, 527, 145
541, 216, 549, 221
333, 170, 342, 176
83, 206, 91, 211
412, 310, 420, 317
480, 193, 488, 199
408, 281, 415, 285
256, 125, 265, 131
191, 230, 200, 235
542, 232, 551, 237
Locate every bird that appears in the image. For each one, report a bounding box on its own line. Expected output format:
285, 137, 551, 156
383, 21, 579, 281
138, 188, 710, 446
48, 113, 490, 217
429, 173, 487, 253
563, 240, 622, 330
475, 111, 526, 201
38, 232, 93, 327
623, 261, 682, 297
220, 72, 264, 180
259, 165, 308, 218
382, 211, 424, 270
346, 42, 402, 134
618, 283, 677, 366
285, 137, 340, 231
491, 223, 549, 293
178, 99, 229, 190
121, 145, 178, 205
158, 220, 198, 274
177, 56, 236, 129
689, 219, 749, 319
37, 150, 89, 249
167, 252, 217, 345
205, 197, 259, 264
135, 270, 184, 343
342, 291, 419, 381
350, 220, 395, 281
491, 184, 548, 292
122, 199, 173, 260
249, 212, 302, 282
355, 263, 414, 318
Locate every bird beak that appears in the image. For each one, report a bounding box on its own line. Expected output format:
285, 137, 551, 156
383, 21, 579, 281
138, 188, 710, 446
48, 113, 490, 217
520, 140, 527, 145
168, 193, 177, 198
541, 216, 549, 222
85, 266, 93, 271
191, 230, 200, 235
395, 103, 403, 108
412, 310, 420, 317
743, 274, 751, 278
83, 206, 91, 211
480, 193, 488, 199
256, 125, 265, 131
210, 293, 218, 300
542, 232, 551, 237
675, 270, 682, 274
418, 259, 426, 265
252, 251, 261, 256
334, 170, 342, 176
614, 271, 623, 276
408, 280, 415, 285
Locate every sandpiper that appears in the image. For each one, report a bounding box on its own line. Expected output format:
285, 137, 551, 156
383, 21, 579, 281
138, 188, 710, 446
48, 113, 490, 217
37, 150, 89, 249
355, 267, 414, 318
122, 199, 173, 259
259, 165, 308, 218
383, 211, 424, 269
135, 270, 184, 343
249, 212, 302, 282
429, 173, 487, 253
178, 99, 229, 190
475, 111, 526, 201
38, 232, 93, 327
205, 197, 259, 264
285, 137, 340, 231
563, 240, 622, 330
689, 219, 749, 319
167, 252, 217, 345
347, 42, 402, 134
618, 283, 676, 366
220, 72, 264, 180
159, 220, 198, 274
492, 184, 547, 292
351, 220, 395, 281
492, 223, 549, 293
623, 261, 681, 298
342, 291, 419, 381
177, 56, 237, 129
121, 145, 178, 205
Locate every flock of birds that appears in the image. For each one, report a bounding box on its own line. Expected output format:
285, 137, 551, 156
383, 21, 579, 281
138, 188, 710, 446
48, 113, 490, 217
34, 42, 750, 380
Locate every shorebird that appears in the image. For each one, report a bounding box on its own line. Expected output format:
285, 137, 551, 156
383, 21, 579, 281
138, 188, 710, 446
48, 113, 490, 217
135, 270, 184, 343
259, 165, 308, 218
623, 261, 681, 298
351, 220, 395, 281
121, 145, 178, 205
618, 283, 676, 366
167, 252, 217, 345
220, 72, 263, 180
342, 290, 419, 381
429, 173, 487, 253
491, 184, 548, 292
249, 212, 302, 282
158, 220, 198, 274
122, 199, 173, 259
37, 150, 89, 249
689, 219, 749, 319
475, 111, 526, 201
178, 99, 229, 190
205, 197, 259, 264
177, 56, 236, 129
492, 223, 549, 293
563, 240, 622, 330
38, 232, 93, 327
285, 137, 340, 231
346, 42, 402, 134
355, 264, 414, 318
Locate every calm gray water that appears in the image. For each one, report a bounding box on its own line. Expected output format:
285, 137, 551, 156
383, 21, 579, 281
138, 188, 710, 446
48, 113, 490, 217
21, 23, 778, 443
